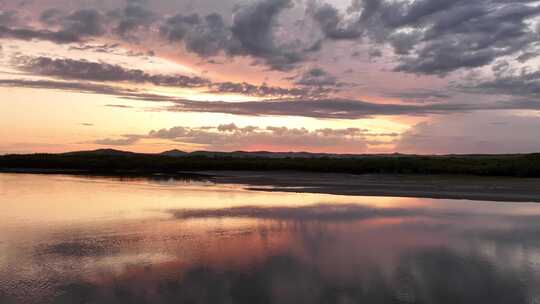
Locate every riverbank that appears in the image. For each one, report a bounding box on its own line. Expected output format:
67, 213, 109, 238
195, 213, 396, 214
199, 171, 540, 203
2, 168, 540, 203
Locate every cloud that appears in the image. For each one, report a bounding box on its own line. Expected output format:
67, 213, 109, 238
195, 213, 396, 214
206, 81, 331, 98
37, 8, 106, 38
161, 13, 231, 57
457, 67, 540, 98
13, 56, 330, 98
94, 136, 140, 146
61, 9, 106, 37
109, 1, 157, 38
2, 76, 540, 120
162, 98, 540, 119
160, 0, 309, 71
308, 3, 363, 40
0, 78, 140, 96
0, 25, 82, 44
311, 0, 540, 76
0, 7, 107, 44
40, 3, 156, 40
163, 98, 417, 119
15, 56, 210, 87
105, 104, 134, 108
93, 123, 373, 152
293, 67, 342, 88
385, 89, 452, 103
229, 0, 305, 70
4, 0, 539, 77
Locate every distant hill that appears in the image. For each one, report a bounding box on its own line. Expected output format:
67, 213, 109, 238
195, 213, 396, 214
62, 149, 139, 157
159, 150, 404, 159
59, 149, 347, 159
160, 149, 188, 157
54, 149, 528, 159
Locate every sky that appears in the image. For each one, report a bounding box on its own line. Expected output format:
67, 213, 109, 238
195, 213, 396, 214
1, 0, 540, 154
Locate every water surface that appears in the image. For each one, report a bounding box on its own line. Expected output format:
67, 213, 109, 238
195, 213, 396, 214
1, 173, 540, 304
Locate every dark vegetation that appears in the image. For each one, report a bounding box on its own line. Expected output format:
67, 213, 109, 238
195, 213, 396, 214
1, 149, 540, 177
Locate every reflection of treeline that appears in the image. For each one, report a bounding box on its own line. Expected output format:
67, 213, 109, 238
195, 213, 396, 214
1, 152, 540, 177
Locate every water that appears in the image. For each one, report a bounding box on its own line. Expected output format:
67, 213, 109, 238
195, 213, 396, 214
1, 173, 540, 304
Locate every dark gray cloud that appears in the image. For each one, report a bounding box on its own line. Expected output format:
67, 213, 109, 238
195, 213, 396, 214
62, 9, 106, 37
0, 78, 186, 104
516, 52, 539, 63
108, 1, 157, 38
308, 3, 363, 40
39, 1, 159, 40
3, 0, 539, 77
458, 68, 540, 98
207, 81, 331, 98
387, 31, 422, 55
16, 56, 210, 87
161, 13, 231, 57
0, 25, 82, 44
386, 88, 452, 103
39, 2, 156, 41
162, 98, 540, 119
68, 43, 122, 54
0, 8, 106, 44
293, 67, 341, 88
38, 8, 106, 38
160, 0, 308, 71
13, 56, 328, 98
311, 0, 540, 76
0, 78, 139, 96
2, 75, 540, 119
230, 0, 291, 55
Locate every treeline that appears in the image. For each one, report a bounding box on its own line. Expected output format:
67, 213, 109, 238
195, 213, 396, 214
1, 152, 540, 177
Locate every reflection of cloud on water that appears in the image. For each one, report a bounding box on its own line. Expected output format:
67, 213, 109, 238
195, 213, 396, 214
7, 203, 540, 304
169, 204, 422, 221
38, 241, 115, 257
48, 248, 532, 304
167, 203, 540, 224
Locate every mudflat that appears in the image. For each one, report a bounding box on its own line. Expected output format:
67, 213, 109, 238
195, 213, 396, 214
199, 171, 540, 203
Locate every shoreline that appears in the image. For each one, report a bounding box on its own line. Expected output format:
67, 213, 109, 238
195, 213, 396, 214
201, 171, 540, 203
2, 169, 540, 203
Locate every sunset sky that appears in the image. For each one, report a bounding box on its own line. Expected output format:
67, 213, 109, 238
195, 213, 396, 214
1, 0, 540, 154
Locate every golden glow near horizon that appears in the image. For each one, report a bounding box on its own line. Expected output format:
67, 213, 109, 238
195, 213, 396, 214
0, 38, 412, 154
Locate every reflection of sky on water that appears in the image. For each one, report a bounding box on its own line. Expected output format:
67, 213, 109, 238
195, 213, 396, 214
1, 173, 540, 303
